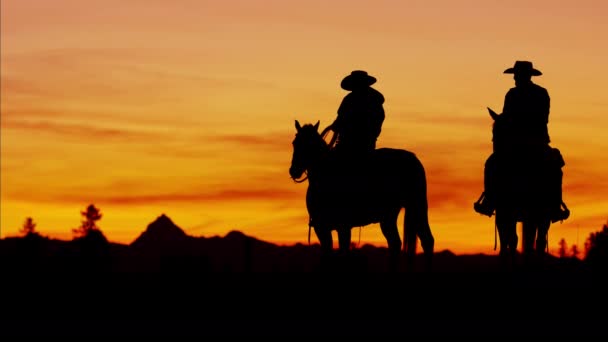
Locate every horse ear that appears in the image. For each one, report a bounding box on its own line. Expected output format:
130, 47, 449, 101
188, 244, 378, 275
487, 107, 499, 121
295, 120, 301, 131
313, 120, 320, 131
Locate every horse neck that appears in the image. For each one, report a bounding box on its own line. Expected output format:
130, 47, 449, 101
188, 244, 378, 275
306, 143, 330, 183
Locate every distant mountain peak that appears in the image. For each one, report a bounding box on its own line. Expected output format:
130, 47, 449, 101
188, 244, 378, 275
155, 213, 173, 225
131, 214, 188, 248
225, 230, 247, 239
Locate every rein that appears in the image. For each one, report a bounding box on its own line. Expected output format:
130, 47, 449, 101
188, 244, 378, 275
494, 221, 498, 251
308, 217, 312, 245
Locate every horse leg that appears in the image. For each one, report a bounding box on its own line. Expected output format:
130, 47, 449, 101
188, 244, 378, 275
313, 226, 334, 271
380, 216, 402, 272
521, 220, 537, 263
404, 204, 435, 272
535, 219, 551, 259
495, 210, 517, 267
336, 227, 352, 254
335, 227, 354, 270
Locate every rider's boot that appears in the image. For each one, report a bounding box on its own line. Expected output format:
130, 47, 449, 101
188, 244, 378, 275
548, 148, 570, 223
551, 201, 570, 223
474, 192, 495, 217
475, 154, 496, 217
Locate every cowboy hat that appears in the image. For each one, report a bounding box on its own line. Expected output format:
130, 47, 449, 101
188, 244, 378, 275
341, 70, 377, 90
504, 61, 542, 76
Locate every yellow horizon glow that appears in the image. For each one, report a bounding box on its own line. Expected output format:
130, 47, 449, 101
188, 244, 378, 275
2, 0, 608, 255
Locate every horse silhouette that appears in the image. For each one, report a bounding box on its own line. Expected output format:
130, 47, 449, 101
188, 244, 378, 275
485, 108, 563, 264
289, 120, 434, 271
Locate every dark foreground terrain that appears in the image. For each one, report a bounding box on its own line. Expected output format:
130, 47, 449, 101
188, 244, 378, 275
1, 267, 606, 338
1, 215, 607, 337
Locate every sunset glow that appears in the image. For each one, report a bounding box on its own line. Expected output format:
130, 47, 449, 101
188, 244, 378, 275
2, 0, 607, 255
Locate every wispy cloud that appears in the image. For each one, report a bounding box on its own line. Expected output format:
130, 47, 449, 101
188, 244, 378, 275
391, 110, 493, 127
2, 119, 161, 141
207, 132, 293, 152
14, 187, 301, 206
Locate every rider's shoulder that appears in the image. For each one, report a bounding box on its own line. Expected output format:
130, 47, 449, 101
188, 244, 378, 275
529, 81, 547, 90
366, 87, 385, 103
534, 83, 549, 96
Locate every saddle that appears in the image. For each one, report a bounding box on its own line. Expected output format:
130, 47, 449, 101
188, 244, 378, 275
310, 149, 380, 227
474, 146, 570, 222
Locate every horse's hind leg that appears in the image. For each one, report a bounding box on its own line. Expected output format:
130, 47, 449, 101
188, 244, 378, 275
404, 204, 435, 271
336, 227, 356, 270
535, 220, 551, 256
521, 220, 537, 259
404, 161, 435, 271
380, 215, 402, 272
313, 226, 334, 271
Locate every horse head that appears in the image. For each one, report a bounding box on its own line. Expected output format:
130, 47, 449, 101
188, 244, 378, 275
289, 120, 326, 181
488, 108, 515, 154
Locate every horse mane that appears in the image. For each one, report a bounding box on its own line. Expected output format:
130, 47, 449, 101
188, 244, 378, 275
492, 113, 516, 154
297, 123, 330, 151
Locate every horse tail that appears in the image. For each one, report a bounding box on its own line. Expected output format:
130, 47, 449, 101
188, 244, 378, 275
402, 205, 416, 271
402, 152, 434, 263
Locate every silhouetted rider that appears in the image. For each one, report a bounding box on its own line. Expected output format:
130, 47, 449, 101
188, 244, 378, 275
503, 60, 551, 151
324, 70, 385, 159
475, 61, 569, 222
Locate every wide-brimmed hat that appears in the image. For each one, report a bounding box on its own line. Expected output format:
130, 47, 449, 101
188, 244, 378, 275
503, 61, 542, 76
341, 70, 377, 90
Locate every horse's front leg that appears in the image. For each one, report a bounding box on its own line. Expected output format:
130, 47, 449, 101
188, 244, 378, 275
495, 209, 518, 268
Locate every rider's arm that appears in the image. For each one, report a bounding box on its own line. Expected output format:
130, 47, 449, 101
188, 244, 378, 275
541, 88, 550, 124
331, 96, 349, 132
502, 88, 515, 115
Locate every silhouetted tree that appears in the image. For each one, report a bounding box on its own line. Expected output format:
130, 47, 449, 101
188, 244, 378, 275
558, 238, 568, 258
20, 217, 37, 236
73, 204, 102, 238
584, 221, 608, 270
14, 217, 47, 270
570, 244, 580, 259
69, 205, 110, 271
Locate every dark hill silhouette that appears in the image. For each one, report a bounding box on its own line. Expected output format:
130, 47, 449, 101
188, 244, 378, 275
1, 214, 606, 338
0, 213, 595, 275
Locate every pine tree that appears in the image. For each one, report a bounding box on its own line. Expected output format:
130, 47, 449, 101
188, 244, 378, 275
73, 204, 102, 238
558, 238, 568, 258
20, 217, 37, 236
585, 221, 608, 266
570, 244, 580, 259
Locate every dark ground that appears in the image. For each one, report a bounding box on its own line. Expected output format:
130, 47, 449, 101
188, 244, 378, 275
1, 220, 606, 338
1, 258, 606, 338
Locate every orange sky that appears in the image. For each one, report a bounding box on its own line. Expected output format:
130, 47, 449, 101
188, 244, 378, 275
2, 0, 607, 255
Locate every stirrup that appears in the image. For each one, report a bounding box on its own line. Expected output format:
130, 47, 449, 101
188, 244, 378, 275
551, 201, 570, 223
474, 192, 495, 217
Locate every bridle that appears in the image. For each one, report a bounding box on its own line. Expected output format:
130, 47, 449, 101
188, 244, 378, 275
290, 125, 335, 184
